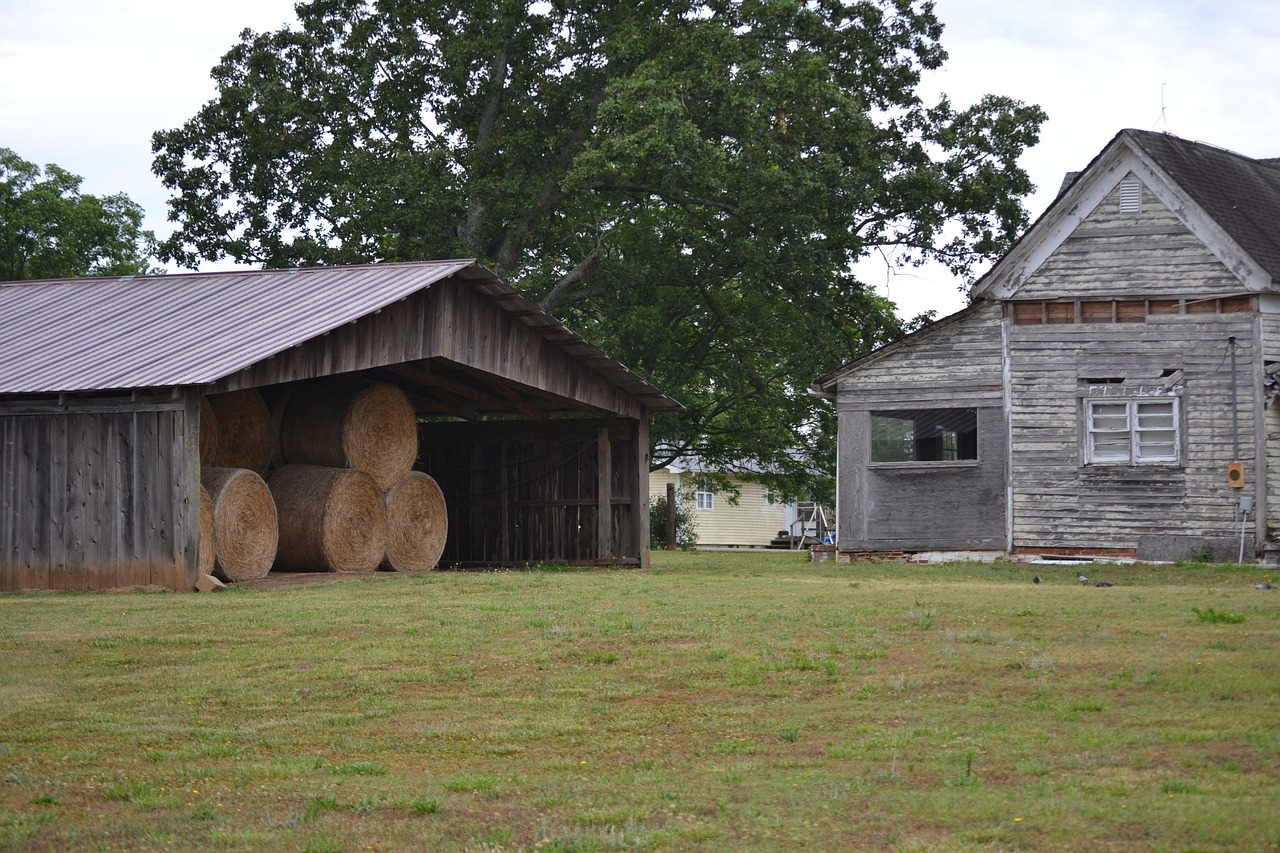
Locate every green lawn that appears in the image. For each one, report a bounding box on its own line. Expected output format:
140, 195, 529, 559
1, 552, 1277, 851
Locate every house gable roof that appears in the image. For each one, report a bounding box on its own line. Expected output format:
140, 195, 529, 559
0, 260, 681, 412
973, 130, 1280, 301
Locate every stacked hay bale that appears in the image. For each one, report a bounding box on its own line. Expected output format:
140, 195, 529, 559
272, 380, 442, 571
268, 465, 387, 572
201, 467, 278, 582
197, 389, 278, 587
197, 378, 445, 577
381, 471, 448, 571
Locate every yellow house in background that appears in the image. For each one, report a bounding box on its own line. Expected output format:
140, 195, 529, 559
649, 460, 791, 549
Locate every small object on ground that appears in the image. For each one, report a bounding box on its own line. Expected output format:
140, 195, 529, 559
1256, 582, 1277, 590
1033, 574, 1042, 584
1094, 581, 1114, 587
1077, 572, 1090, 585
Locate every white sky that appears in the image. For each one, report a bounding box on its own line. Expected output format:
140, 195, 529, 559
2, 0, 1278, 320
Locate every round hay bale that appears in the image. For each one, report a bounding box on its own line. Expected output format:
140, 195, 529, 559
201, 467, 278, 582
268, 464, 387, 572
199, 396, 217, 467
280, 381, 417, 491
198, 484, 216, 578
262, 384, 297, 471
381, 471, 448, 571
208, 389, 272, 473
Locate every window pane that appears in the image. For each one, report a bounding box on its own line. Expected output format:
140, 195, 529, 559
1136, 401, 1174, 429
1091, 433, 1131, 462
871, 408, 978, 462
1090, 403, 1129, 431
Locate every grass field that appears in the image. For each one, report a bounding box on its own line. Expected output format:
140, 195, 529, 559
1, 551, 1277, 852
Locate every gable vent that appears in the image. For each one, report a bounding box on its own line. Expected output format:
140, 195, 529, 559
1119, 177, 1142, 213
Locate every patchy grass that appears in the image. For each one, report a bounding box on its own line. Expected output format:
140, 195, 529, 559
0, 551, 1276, 850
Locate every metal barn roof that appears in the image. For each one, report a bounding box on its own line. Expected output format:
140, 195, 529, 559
0, 260, 680, 411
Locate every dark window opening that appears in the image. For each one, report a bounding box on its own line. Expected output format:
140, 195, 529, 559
871, 408, 978, 463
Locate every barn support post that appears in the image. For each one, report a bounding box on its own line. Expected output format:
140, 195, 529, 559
176, 387, 202, 591
636, 416, 651, 568
596, 426, 612, 560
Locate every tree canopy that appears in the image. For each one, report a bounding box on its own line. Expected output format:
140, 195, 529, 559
152, 0, 1045, 501
1, 148, 159, 281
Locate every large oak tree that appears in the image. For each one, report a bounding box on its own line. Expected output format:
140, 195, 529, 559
153, 0, 1045, 501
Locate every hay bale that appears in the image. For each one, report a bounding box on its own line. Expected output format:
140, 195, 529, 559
262, 384, 297, 471
381, 471, 448, 571
268, 464, 387, 572
201, 467, 278, 582
208, 389, 272, 473
198, 484, 216, 578
280, 380, 417, 491
199, 396, 217, 466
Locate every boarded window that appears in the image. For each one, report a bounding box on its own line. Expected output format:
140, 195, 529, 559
871, 408, 978, 463
1119, 177, 1142, 213
1086, 399, 1179, 464
1045, 302, 1075, 324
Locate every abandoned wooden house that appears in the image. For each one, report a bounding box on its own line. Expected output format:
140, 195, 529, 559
0, 260, 680, 592
814, 130, 1280, 563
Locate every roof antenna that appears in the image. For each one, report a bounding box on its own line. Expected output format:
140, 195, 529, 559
1152, 83, 1171, 133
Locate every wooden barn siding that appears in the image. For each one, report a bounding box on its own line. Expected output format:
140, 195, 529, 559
0, 394, 199, 591
217, 279, 644, 419
1007, 313, 1258, 558
832, 304, 1007, 551
422, 419, 644, 566
649, 471, 787, 547
1011, 180, 1244, 301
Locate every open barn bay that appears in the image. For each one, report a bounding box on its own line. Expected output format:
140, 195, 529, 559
1, 553, 1276, 851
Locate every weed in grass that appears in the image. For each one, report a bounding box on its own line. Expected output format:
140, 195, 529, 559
27, 795, 55, 805
1163, 781, 1200, 794
409, 799, 440, 815
588, 650, 618, 665
442, 774, 500, 795
1193, 607, 1246, 624
301, 795, 341, 823
190, 802, 218, 821
301, 838, 344, 853
779, 726, 801, 743
103, 781, 161, 807
336, 761, 386, 776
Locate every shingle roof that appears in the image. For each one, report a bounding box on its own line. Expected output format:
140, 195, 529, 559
1124, 129, 1280, 282
0, 260, 681, 412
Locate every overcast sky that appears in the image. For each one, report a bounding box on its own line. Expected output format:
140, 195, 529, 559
1, 0, 1277, 319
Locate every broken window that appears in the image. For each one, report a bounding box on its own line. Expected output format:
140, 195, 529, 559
870, 408, 978, 463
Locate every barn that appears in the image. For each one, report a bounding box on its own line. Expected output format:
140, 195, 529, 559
0, 260, 680, 592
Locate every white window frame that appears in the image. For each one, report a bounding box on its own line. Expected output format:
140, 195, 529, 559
695, 488, 714, 511
1085, 397, 1179, 464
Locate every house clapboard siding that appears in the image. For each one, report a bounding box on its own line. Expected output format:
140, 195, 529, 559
649, 468, 787, 548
